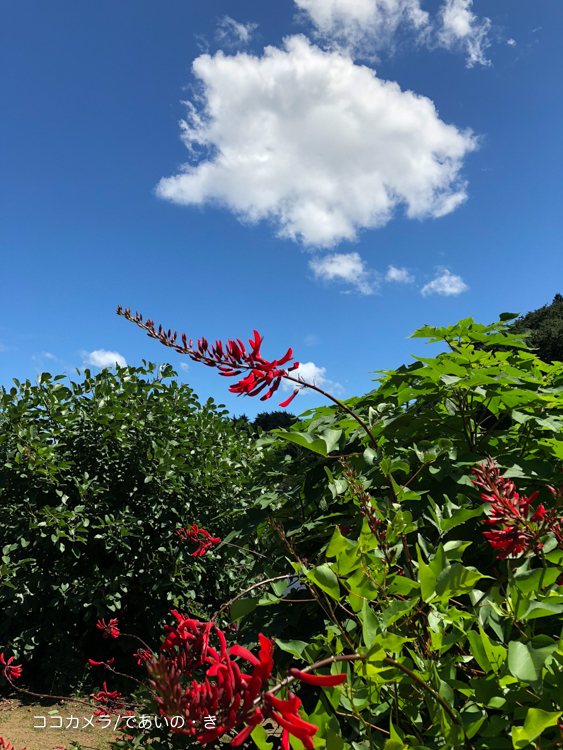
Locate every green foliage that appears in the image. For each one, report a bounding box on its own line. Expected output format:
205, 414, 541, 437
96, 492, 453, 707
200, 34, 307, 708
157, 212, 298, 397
0, 363, 261, 693
473, 293, 563, 365
222, 313, 563, 750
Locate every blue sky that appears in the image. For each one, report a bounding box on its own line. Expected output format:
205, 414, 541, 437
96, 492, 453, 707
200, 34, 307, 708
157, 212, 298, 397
1, 0, 561, 421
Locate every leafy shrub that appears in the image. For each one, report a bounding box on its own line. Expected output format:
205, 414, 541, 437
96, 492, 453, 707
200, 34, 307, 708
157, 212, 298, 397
0, 363, 261, 693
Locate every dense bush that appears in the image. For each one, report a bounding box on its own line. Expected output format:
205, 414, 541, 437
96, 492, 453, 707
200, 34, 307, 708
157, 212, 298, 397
0, 363, 262, 693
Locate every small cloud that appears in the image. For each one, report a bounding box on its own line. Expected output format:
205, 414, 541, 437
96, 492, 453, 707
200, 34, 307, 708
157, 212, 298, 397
80, 349, 127, 368
281, 361, 343, 396
437, 0, 492, 68
215, 16, 258, 46
531, 26, 542, 33
309, 252, 378, 295
179, 362, 190, 372
506, 38, 516, 46
304, 334, 319, 346
43, 352, 59, 361
385, 265, 415, 283
420, 267, 468, 297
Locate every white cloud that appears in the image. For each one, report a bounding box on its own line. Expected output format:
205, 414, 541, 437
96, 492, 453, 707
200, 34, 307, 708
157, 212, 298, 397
420, 267, 468, 296
179, 361, 190, 372
506, 38, 516, 47
304, 334, 319, 345
294, 0, 430, 55
43, 351, 58, 360
156, 36, 477, 248
437, 0, 492, 68
80, 349, 127, 368
215, 16, 258, 46
281, 361, 343, 396
309, 252, 378, 294
385, 264, 415, 283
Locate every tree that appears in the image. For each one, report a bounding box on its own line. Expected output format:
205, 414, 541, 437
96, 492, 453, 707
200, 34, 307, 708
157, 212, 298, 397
252, 410, 300, 433
473, 293, 563, 364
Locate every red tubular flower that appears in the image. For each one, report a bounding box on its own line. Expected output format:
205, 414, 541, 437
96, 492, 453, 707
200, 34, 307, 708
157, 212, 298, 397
288, 668, 347, 686
92, 681, 124, 714
96, 618, 120, 639
472, 456, 558, 560
133, 649, 153, 665
88, 657, 115, 669
0, 654, 22, 681
175, 524, 221, 556
116, 308, 303, 408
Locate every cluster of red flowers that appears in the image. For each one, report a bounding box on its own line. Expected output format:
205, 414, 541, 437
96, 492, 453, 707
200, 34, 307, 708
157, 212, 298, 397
0, 738, 25, 750
147, 611, 346, 748
116, 307, 302, 407
0, 654, 22, 682
134, 649, 153, 665
92, 681, 126, 714
471, 456, 555, 560
175, 524, 221, 557
0, 657, 26, 750
96, 617, 120, 639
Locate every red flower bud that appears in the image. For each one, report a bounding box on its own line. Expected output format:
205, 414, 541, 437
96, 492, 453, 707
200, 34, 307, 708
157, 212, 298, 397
288, 668, 347, 686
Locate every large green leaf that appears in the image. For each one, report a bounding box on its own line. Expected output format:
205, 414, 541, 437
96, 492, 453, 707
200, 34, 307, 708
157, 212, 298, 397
508, 636, 558, 687
435, 564, 492, 601
230, 597, 260, 622
272, 428, 342, 456
307, 564, 341, 600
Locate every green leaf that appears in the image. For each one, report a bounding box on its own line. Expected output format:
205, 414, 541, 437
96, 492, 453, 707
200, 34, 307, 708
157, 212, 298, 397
441, 506, 484, 532
272, 428, 342, 456
417, 544, 437, 602
361, 599, 379, 648
521, 600, 563, 620
307, 564, 341, 600
479, 627, 507, 674
251, 724, 273, 750
428, 543, 448, 578
435, 564, 492, 602
461, 703, 487, 740
230, 597, 260, 622
508, 636, 558, 687
381, 597, 418, 628
523, 708, 562, 743
513, 566, 562, 594
275, 639, 309, 658
465, 630, 492, 673
326, 727, 345, 750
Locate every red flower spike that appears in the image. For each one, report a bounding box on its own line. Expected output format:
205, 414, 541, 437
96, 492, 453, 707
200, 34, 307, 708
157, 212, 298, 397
96, 618, 120, 639
116, 309, 303, 408
288, 668, 347, 687
0, 654, 22, 681
472, 456, 561, 561
145, 614, 322, 747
